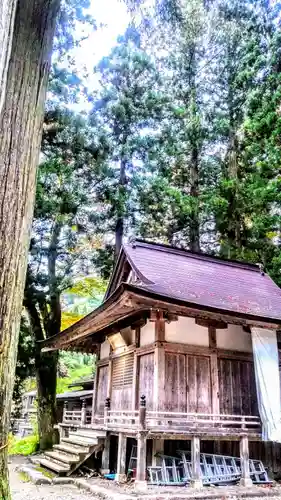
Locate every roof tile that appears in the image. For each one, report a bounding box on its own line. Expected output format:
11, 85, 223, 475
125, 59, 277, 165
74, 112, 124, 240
124, 241, 281, 321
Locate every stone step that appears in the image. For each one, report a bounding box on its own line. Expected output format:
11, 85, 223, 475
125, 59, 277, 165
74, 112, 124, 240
45, 450, 79, 465
53, 443, 87, 456
40, 458, 70, 475
67, 434, 98, 446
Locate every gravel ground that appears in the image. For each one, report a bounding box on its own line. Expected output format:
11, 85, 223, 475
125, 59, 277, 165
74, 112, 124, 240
7, 457, 281, 500
9, 457, 93, 500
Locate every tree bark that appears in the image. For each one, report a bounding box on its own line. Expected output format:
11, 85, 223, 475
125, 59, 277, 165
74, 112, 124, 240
36, 350, 59, 449
226, 43, 241, 254
34, 220, 62, 450
190, 143, 200, 253
115, 157, 127, 259
0, 0, 17, 114
25, 296, 59, 451
188, 45, 200, 253
0, 0, 60, 497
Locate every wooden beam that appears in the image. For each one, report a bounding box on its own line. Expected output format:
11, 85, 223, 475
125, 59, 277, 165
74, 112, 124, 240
155, 311, 165, 342
191, 436, 203, 488
166, 313, 178, 323
130, 292, 280, 330
163, 341, 253, 361
197, 318, 227, 329
239, 435, 253, 486
208, 326, 217, 348
116, 433, 127, 483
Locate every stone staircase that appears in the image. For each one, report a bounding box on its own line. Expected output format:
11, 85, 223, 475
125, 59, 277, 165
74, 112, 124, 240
40, 428, 106, 476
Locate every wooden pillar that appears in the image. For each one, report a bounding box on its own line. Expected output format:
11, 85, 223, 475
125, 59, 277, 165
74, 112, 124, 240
81, 399, 86, 426
135, 432, 147, 491
191, 436, 203, 489
63, 400, 67, 424
139, 394, 147, 430
239, 435, 253, 487
132, 326, 140, 411
115, 433, 127, 483
153, 311, 166, 412
209, 326, 220, 414
101, 434, 110, 475
91, 346, 100, 423
107, 359, 113, 399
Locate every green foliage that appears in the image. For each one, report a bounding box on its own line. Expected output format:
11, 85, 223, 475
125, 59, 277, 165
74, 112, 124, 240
90, 25, 167, 260
8, 434, 39, 456
16, 0, 281, 446
56, 364, 94, 394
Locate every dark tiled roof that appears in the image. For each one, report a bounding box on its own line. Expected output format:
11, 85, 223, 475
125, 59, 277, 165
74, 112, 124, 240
123, 240, 281, 322
68, 375, 94, 389
56, 389, 93, 400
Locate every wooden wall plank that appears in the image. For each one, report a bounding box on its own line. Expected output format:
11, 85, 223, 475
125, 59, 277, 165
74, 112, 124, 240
187, 355, 196, 413
197, 356, 211, 413
178, 353, 187, 412
165, 352, 177, 411
138, 352, 154, 410
219, 357, 258, 416
96, 365, 109, 414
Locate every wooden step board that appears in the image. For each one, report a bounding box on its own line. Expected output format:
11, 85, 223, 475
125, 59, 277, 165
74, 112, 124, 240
45, 450, 79, 464
40, 429, 105, 477
40, 458, 70, 475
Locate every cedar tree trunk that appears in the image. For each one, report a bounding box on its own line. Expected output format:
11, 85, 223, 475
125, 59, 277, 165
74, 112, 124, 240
115, 157, 127, 259
36, 350, 59, 450
25, 297, 59, 451
0, 0, 17, 113
0, 0, 60, 497
188, 45, 200, 253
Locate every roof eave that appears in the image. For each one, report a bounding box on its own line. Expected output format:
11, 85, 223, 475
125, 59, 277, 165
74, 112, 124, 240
41, 282, 281, 353
124, 283, 281, 328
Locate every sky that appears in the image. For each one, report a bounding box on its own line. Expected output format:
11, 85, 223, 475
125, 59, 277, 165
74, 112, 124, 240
86, 0, 130, 61
69, 0, 130, 109
62, 0, 130, 111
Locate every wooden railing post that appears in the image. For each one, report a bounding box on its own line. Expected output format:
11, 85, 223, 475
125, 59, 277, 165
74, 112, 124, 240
81, 399, 86, 426
63, 400, 68, 423
139, 395, 146, 430
104, 397, 110, 428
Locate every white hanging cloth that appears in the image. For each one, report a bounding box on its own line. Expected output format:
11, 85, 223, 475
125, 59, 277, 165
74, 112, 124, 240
251, 327, 281, 442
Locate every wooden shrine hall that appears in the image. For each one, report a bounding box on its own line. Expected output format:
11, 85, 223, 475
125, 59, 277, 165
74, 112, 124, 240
41, 239, 281, 489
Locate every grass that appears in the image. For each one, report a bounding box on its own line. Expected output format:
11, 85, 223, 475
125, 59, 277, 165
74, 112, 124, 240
8, 433, 39, 456
18, 471, 30, 482
35, 465, 55, 479
10, 365, 94, 457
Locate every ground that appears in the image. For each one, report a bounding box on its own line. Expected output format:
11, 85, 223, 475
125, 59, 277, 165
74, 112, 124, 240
8, 457, 281, 500
9, 457, 92, 500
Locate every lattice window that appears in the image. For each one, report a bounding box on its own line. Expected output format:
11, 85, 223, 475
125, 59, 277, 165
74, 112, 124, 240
112, 353, 134, 389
